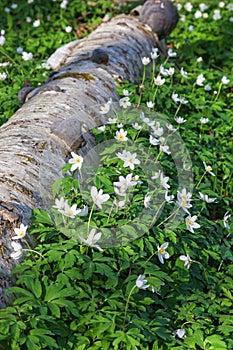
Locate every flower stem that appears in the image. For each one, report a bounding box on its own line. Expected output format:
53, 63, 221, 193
122, 285, 137, 330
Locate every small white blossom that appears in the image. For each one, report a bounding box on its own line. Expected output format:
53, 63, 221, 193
65, 26, 72, 33
180, 254, 192, 269
149, 135, 160, 146
33, 19, 40, 27
0, 72, 7, 80
10, 241, 23, 260
223, 211, 231, 229
63, 203, 87, 218
203, 12, 209, 18
177, 4, 182, 11
167, 48, 177, 57
166, 123, 176, 132
69, 152, 83, 171
61, 0, 68, 8
141, 57, 150, 65
11, 3, 18, 9
173, 329, 186, 339
144, 194, 151, 208
97, 125, 106, 132
165, 191, 175, 203
188, 25, 194, 32
219, 2, 225, 8
151, 49, 159, 60
4, 7, 10, 13
114, 173, 138, 195
179, 97, 188, 104
195, 10, 202, 18
115, 128, 128, 142
113, 198, 126, 209
136, 274, 150, 290
196, 73, 205, 86
221, 76, 230, 85
100, 102, 111, 114
199, 192, 217, 203
204, 84, 211, 91
79, 228, 102, 251
175, 116, 186, 124
132, 122, 142, 130
184, 2, 193, 12
107, 117, 117, 124
185, 215, 200, 233
197, 56, 203, 62
160, 144, 171, 155
160, 173, 170, 190
180, 67, 188, 79
0, 35, 5, 46
12, 224, 28, 240
227, 4, 233, 10
177, 188, 193, 213
119, 96, 131, 108
146, 101, 155, 108
91, 186, 110, 209
53, 197, 68, 211
172, 92, 180, 104
22, 51, 33, 61
122, 89, 132, 96
158, 242, 170, 264
199, 3, 208, 11
200, 117, 209, 124
116, 150, 140, 170
213, 9, 221, 20
203, 161, 215, 176
154, 75, 165, 86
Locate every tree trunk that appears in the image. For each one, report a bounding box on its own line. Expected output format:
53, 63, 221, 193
0, 13, 158, 307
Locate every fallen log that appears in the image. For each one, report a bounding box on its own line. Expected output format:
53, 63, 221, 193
0, 2, 178, 307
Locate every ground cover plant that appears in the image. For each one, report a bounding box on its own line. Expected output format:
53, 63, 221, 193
0, 0, 233, 349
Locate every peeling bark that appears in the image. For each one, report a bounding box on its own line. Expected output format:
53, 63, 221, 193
0, 13, 159, 307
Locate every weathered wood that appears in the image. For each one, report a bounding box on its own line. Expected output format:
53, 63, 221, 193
0, 13, 159, 307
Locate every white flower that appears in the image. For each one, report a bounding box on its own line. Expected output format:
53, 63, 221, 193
167, 48, 177, 57
158, 242, 170, 264
179, 97, 188, 104
116, 150, 140, 170
166, 123, 176, 132
12, 223, 28, 240
33, 19, 40, 27
122, 89, 132, 96
172, 92, 180, 104
0, 72, 7, 80
151, 48, 159, 60
173, 329, 186, 339
0, 35, 5, 46
221, 76, 230, 85
160, 65, 169, 77
136, 274, 150, 290
185, 215, 200, 233
144, 194, 151, 208
149, 135, 160, 145
165, 191, 175, 203
117, 123, 123, 128
5, 7, 10, 13
180, 254, 192, 269
16, 47, 23, 54
132, 122, 142, 130
22, 51, 33, 61
177, 4, 182, 11
175, 116, 186, 124
160, 144, 171, 155
154, 75, 165, 86
204, 84, 211, 91
199, 192, 216, 203
107, 117, 117, 124
11, 3, 18, 8
203, 161, 215, 176
65, 26, 72, 33
223, 211, 231, 229
115, 128, 128, 142
196, 73, 205, 86
199, 3, 208, 11
180, 67, 188, 79
160, 173, 170, 190
219, 1, 225, 8
151, 170, 162, 180
63, 203, 87, 218
141, 57, 150, 65
119, 96, 131, 109
79, 228, 102, 251
91, 186, 110, 209
152, 123, 163, 137
197, 56, 203, 62
60, 0, 68, 9
188, 25, 194, 32
227, 4, 233, 11
213, 9, 221, 20
203, 12, 208, 18
53, 197, 68, 211
177, 188, 193, 213
146, 101, 154, 109
200, 117, 209, 124
167, 67, 175, 76
69, 152, 83, 171
140, 113, 155, 127
10, 241, 23, 260
100, 102, 111, 114
114, 173, 137, 195
97, 125, 106, 132
113, 198, 126, 209
26, 16, 31, 23
184, 2, 193, 12
194, 10, 202, 18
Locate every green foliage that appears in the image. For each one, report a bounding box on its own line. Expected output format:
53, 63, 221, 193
0, 0, 233, 349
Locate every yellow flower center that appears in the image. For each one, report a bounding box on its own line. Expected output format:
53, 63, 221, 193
187, 219, 193, 226
19, 230, 25, 237
206, 166, 212, 171
159, 248, 165, 254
